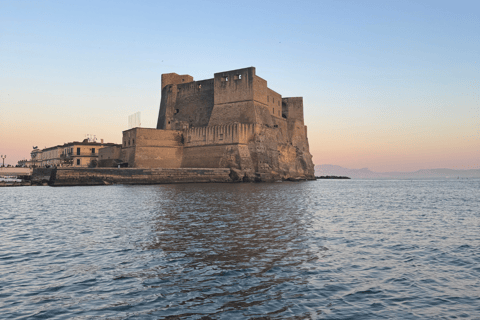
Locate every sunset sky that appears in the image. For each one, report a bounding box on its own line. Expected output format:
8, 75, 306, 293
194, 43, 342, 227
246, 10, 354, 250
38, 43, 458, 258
1, 0, 479, 172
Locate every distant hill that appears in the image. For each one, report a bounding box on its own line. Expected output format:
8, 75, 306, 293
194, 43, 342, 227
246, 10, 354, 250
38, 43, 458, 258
315, 165, 480, 179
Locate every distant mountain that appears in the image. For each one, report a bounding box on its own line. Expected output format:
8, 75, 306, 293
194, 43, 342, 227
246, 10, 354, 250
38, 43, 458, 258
315, 165, 480, 179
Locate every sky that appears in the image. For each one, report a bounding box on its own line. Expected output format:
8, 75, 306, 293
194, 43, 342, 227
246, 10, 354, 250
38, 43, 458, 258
1, 0, 479, 172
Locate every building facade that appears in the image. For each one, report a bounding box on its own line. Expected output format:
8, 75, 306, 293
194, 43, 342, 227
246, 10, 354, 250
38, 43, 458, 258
26, 140, 120, 168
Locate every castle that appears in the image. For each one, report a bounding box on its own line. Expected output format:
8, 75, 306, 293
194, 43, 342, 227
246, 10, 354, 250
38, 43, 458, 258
120, 67, 314, 181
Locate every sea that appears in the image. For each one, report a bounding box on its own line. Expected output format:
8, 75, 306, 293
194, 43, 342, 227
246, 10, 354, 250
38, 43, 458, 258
1, 179, 479, 319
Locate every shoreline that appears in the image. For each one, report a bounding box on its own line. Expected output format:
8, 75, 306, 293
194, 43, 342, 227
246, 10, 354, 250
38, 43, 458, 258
1, 167, 315, 187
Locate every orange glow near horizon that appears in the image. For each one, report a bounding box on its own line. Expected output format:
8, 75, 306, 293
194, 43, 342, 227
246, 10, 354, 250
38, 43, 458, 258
309, 121, 480, 172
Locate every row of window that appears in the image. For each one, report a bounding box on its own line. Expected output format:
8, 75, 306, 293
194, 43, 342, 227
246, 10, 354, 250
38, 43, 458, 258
77, 147, 95, 155
41, 147, 96, 158
221, 74, 242, 82
267, 96, 281, 106
124, 139, 134, 147
271, 108, 281, 117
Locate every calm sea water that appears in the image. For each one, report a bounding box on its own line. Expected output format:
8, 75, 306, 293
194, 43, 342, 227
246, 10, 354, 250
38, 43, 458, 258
1, 180, 479, 319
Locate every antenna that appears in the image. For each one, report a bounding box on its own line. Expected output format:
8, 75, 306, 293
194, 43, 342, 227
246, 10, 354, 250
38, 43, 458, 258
128, 111, 141, 129
84, 134, 97, 142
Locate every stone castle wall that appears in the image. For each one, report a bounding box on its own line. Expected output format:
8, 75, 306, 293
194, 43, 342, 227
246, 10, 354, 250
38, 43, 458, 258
133, 67, 315, 181
122, 128, 184, 168
282, 97, 304, 124
157, 79, 215, 130
184, 123, 255, 147
181, 123, 256, 170
161, 73, 193, 89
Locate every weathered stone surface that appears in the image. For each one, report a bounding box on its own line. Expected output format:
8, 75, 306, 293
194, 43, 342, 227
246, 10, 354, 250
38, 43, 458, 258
31, 168, 54, 185
0, 181, 32, 187
116, 67, 315, 182
50, 168, 233, 186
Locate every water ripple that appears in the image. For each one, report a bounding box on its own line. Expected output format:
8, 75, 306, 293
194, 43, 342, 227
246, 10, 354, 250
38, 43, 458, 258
1, 180, 479, 319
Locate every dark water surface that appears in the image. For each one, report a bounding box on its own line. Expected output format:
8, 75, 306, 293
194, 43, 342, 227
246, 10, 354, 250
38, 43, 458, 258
1, 180, 479, 319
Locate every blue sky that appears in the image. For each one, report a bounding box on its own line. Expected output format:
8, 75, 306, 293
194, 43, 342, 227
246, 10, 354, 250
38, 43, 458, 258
1, 0, 479, 171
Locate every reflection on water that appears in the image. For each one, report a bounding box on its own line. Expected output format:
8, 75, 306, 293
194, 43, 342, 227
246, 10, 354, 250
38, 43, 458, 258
114, 183, 323, 318
134, 184, 320, 318
1, 180, 480, 319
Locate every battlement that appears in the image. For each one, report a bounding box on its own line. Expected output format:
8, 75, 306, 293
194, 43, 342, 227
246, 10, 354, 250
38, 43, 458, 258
158, 67, 304, 129
184, 123, 255, 147
176, 78, 214, 97
213, 67, 256, 105
161, 73, 194, 89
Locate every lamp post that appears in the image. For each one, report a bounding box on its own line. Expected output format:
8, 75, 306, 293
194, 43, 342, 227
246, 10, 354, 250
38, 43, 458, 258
1, 155, 5, 167
31, 151, 37, 168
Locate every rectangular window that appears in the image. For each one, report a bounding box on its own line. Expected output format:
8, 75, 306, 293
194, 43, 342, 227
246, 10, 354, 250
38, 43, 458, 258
267, 96, 269, 102
92, 148, 95, 154
76, 159, 80, 165
77, 148, 80, 155
219, 134, 224, 140
273, 108, 275, 114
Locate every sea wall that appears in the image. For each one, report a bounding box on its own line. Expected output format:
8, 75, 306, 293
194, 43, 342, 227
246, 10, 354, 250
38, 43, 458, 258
51, 167, 233, 186
0, 168, 32, 176
32, 168, 54, 185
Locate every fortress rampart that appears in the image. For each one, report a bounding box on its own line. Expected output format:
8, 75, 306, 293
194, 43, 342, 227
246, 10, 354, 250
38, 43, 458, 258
123, 67, 314, 182
184, 123, 255, 147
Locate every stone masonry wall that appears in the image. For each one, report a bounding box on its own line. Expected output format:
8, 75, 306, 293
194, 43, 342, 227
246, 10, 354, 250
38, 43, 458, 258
151, 67, 315, 181
213, 67, 255, 105
282, 97, 304, 124
161, 73, 193, 89
123, 128, 184, 168
170, 79, 214, 129
51, 168, 233, 186
184, 123, 255, 147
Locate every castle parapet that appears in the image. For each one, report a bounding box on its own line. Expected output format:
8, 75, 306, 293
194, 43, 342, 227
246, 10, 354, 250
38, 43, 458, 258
184, 123, 255, 147
161, 73, 194, 89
